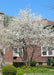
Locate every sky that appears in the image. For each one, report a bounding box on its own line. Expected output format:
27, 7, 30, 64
0, 0, 54, 21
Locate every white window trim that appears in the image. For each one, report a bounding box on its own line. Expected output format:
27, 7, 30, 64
41, 46, 54, 57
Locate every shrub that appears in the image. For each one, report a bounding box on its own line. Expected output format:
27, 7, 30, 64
13, 62, 25, 67
16, 67, 49, 75
52, 59, 54, 66
2, 65, 17, 75
16, 68, 24, 75
27, 61, 30, 66
40, 65, 54, 69
31, 61, 37, 66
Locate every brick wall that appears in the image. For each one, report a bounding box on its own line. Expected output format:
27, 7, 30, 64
4, 46, 54, 65
4, 50, 13, 65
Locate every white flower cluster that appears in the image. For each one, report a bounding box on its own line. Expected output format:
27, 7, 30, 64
0, 8, 54, 51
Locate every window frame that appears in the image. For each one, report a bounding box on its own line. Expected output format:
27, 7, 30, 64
41, 46, 54, 57
13, 47, 23, 57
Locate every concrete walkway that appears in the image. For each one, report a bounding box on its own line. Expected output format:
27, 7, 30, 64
0, 68, 2, 75
0, 72, 2, 75
50, 69, 54, 71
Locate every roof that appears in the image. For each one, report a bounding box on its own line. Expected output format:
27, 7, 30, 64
42, 19, 54, 25
0, 12, 4, 15
32, 19, 54, 25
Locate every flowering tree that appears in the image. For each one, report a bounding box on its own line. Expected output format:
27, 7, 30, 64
0, 8, 53, 66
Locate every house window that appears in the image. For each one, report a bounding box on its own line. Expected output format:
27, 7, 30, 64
41, 46, 54, 56
42, 51, 47, 55
48, 50, 52, 55
48, 47, 54, 56
41, 47, 47, 56
13, 47, 23, 57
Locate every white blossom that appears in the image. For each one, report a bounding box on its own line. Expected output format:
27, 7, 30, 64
0, 8, 54, 50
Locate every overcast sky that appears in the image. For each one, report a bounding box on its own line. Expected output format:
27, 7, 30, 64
0, 0, 54, 21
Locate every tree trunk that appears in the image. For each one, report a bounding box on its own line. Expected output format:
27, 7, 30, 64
24, 46, 28, 66
22, 38, 28, 66
29, 45, 36, 66
0, 51, 5, 68
2, 54, 5, 68
1, 52, 5, 68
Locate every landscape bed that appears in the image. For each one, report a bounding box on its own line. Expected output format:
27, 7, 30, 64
1, 66, 54, 75
16, 67, 54, 75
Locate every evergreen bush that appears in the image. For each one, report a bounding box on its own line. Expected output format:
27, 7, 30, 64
31, 61, 37, 66
52, 59, 54, 66
2, 65, 17, 75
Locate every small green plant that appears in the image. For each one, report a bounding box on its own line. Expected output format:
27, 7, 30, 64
2, 65, 17, 75
27, 61, 30, 66
31, 61, 37, 66
52, 59, 54, 66
13, 62, 25, 67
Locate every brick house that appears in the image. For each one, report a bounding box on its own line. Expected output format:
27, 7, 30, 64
0, 12, 54, 66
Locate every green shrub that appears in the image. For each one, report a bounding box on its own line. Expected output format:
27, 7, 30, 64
40, 65, 54, 69
52, 59, 54, 66
31, 61, 37, 66
2, 65, 17, 75
16, 67, 49, 75
27, 61, 29, 64
13, 62, 25, 67
52, 59, 54, 63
